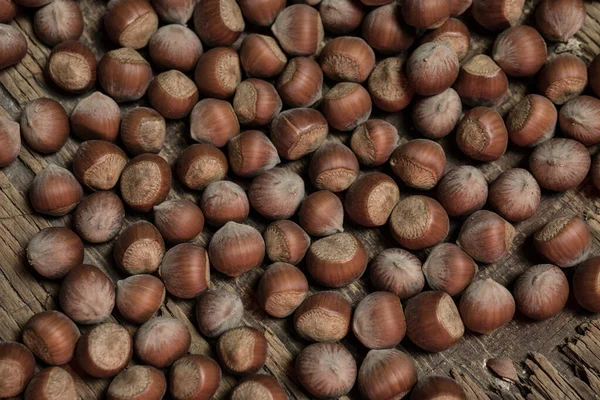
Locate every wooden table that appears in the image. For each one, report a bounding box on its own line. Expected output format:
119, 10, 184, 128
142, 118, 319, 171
1, 1, 600, 399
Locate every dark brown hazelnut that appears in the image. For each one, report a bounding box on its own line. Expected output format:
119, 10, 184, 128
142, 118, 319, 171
104, 0, 159, 49
402, 0, 450, 29
46, 40, 96, 93
258, 262, 309, 318
492, 25, 547, 77
320, 36, 375, 83
97, 48, 153, 102
456, 106, 508, 162
457, 210, 515, 264
20, 98, 69, 154
358, 350, 417, 400
72, 140, 128, 191
323, 82, 372, 132
33, 0, 83, 46
351, 119, 399, 167
353, 291, 406, 349
149, 25, 202, 72
513, 264, 569, 320
239, 0, 286, 26
177, 144, 228, 190
70, 92, 121, 142
249, 168, 305, 220
193, 0, 245, 47
135, 317, 191, 368
159, 243, 209, 299
413, 88, 462, 140
410, 376, 466, 400
538, 54, 588, 105
228, 130, 280, 177
319, 0, 365, 35
408, 43, 459, 96
362, 3, 415, 54
472, 0, 524, 30
153, 199, 204, 244
264, 220, 310, 265
370, 248, 424, 299
529, 138, 590, 191
309, 142, 359, 192
536, 0, 586, 42
107, 366, 167, 400
194, 47, 241, 99
196, 289, 244, 337
421, 18, 470, 61
233, 78, 282, 126
24, 367, 77, 400
294, 291, 351, 342
559, 96, 600, 145
0, 342, 35, 397
76, 323, 133, 378
390, 139, 446, 190
120, 107, 166, 155
0, 0, 16, 23
116, 274, 166, 324
190, 99, 240, 148
422, 243, 478, 296
201, 180, 249, 226
277, 57, 323, 108
27, 227, 84, 279
436, 166, 488, 217
0, 23, 26, 70
299, 190, 344, 237
216, 327, 267, 376
209, 222, 265, 277
240, 34, 287, 78
113, 221, 165, 275
120, 153, 171, 212
271, 108, 328, 161
169, 355, 221, 400
534, 216, 591, 268
345, 172, 399, 227
148, 70, 199, 119
489, 168, 540, 222
454, 55, 508, 106
151, 0, 198, 24
22, 311, 80, 366
230, 374, 287, 400
506, 94, 557, 147
573, 256, 600, 312
74, 191, 125, 243
30, 164, 83, 216
459, 279, 515, 334
590, 54, 600, 98
367, 56, 414, 112
271, 4, 324, 56
390, 196, 449, 250
0, 119, 20, 167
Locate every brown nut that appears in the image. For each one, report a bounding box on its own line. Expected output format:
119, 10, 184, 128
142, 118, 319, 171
120, 107, 166, 155
0, 342, 35, 397
0, 0, 16, 23
75, 323, 133, 378
257, 262, 309, 318
389, 196, 449, 250
367, 56, 414, 112
70, 92, 120, 142
0, 119, 20, 167
370, 248, 424, 299
264, 220, 310, 265
249, 168, 305, 220
194, 47, 241, 99
536, 0, 586, 42
422, 243, 478, 296
309, 142, 359, 192
190, 99, 240, 148
107, 366, 167, 400
534, 216, 591, 268
453, 54, 508, 106
98, 47, 152, 102
421, 18, 470, 61
153, 199, 204, 244
299, 190, 344, 237
104, 0, 158, 49
513, 264, 569, 320
239, 0, 286, 26
233, 79, 282, 126
277, 57, 323, 108
506, 94, 557, 147
573, 256, 600, 312
46, 40, 96, 93
472, 0, 524, 30
208, 221, 265, 277
362, 3, 415, 55
529, 138, 590, 192
116, 274, 166, 324
489, 168, 540, 222
24, 367, 77, 400
195, 289, 244, 337
412, 88, 462, 140
113, 220, 166, 275
120, 153, 171, 212
159, 243, 210, 299
294, 291, 351, 342
345, 172, 400, 227
407, 43, 459, 96
457, 210, 515, 264
27, 227, 84, 279
228, 130, 280, 178
240, 34, 287, 78
200, 180, 249, 227
358, 349, 417, 400
271, 108, 328, 161
410, 376, 466, 400
148, 70, 199, 119
216, 327, 267, 376
353, 291, 406, 349
320, 36, 375, 83
135, 317, 191, 368
169, 355, 221, 400
230, 374, 287, 400
0, 23, 26, 70
538, 54, 587, 105
492, 25, 547, 77
402, 0, 450, 30
33, 0, 83, 46
151, 0, 199, 25
319, 0, 365, 35
390, 139, 446, 190
271, 4, 324, 56
149, 25, 203, 72
459, 279, 515, 334
74, 191, 125, 243
351, 119, 399, 167
322, 82, 372, 132
30, 164, 83, 216
559, 96, 600, 145
437, 166, 488, 217
72, 140, 128, 191
193, 0, 244, 47
20, 98, 69, 154
456, 106, 508, 162
22, 311, 80, 366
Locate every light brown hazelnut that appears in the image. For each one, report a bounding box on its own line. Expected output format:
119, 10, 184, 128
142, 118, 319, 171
389, 196, 449, 250
200, 180, 249, 227
309, 142, 359, 192
120, 153, 171, 212
370, 248, 424, 299
457, 210, 515, 264
249, 168, 305, 220
263, 220, 310, 265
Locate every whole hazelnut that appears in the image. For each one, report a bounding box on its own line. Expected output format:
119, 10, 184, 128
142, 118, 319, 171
459, 279, 515, 334
359, 350, 417, 400
216, 327, 267, 376
573, 257, 600, 312
489, 169, 540, 222
148, 70, 199, 119
240, 34, 287, 78
422, 243, 478, 296
437, 166, 488, 217
457, 210, 515, 264
536, 0, 586, 42
0, 342, 35, 397
20, 98, 69, 154
159, 243, 210, 299
76, 323, 133, 378
116, 274, 166, 324
534, 216, 591, 268
506, 94, 557, 147
0, 0, 16, 23
320, 36, 375, 83
228, 130, 280, 177
97, 48, 153, 102
492, 25, 547, 77
294, 291, 351, 342
27, 227, 84, 279
74, 191, 125, 243
513, 264, 569, 320
196, 289, 244, 337
120, 107, 166, 155
190, 99, 240, 148
104, 0, 158, 49
412, 88, 462, 140
538, 54, 588, 105
24, 367, 77, 400
472, 0, 524, 30
249, 168, 305, 220
421, 18, 471, 61
407, 43, 459, 96
113, 221, 165, 275
239, 0, 286, 26
151, 0, 199, 24
72, 140, 128, 191
135, 317, 191, 368
209, 221, 265, 277
410, 376, 466, 400
390, 139, 446, 190
22, 311, 80, 365
201, 180, 249, 226
233, 79, 282, 126
306, 232, 367, 287
296, 343, 356, 399
70, 92, 121, 142
390, 196, 449, 250
46, 40, 96, 93
345, 172, 400, 227
271, 108, 328, 161
319, 0, 365, 35
309, 142, 359, 192
149, 25, 202, 72
271, 4, 324, 56
154, 199, 204, 244
370, 248, 424, 299
402, 0, 450, 29
120, 153, 171, 212
33, 0, 83, 46
456, 107, 508, 162
0, 23, 26, 70
194, 47, 241, 99
193, 0, 245, 47
258, 262, 309, 318
453, 54, 508, 106
367, 56, 414, 112
264, 220, 310, 265
362, 3, 415, 54
277, 57, 323, 108
590, 54, 600, 98
351, 119, 399, 167
107, 366, 166, 400
30, 164, 83, 216
299, 190, 344, 237
559, 96, 600, 145
353, 291, 406, 349
529, 138, 590, 191
169, 355, 221, 400
0, 119, 20, 167
230, 374, 287, 400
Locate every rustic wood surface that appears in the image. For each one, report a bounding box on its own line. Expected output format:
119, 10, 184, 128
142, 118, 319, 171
1, 0, 600, 399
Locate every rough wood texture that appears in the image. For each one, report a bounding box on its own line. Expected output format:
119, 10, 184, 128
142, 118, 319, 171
1, 0, 600, 399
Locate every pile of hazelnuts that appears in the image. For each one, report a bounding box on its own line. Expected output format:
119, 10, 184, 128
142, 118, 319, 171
0, 0, 599, 398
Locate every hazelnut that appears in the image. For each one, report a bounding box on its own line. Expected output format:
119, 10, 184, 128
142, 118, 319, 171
271, 4, 324, 56
559, 96, 600, 145
489, 168, 540, 222
412, 88, 462, 139
410, 376, 466, 399
190, 99, 240, 148
169, 355, 221, 400
277, 57, 323, 108
258, 262, 309, 318
209, 221, 265, 277
249, 168, 305, 220
151, 0, 199, 24
299, 190, 344, 237
194, 47, 241, 99
33, 0, 83, 46
104, 0, 158, 49
353, 291, 406, 349
320, 36, 375, 83
149, 25, 202, 72
239, 0, 286, 26
120, 153, 171, 212
370, 248, 424, 299
346, 172, 400, 227
196, 289, 244, 337
459, 279, 515, 334
362, 3, 415, 54
436, 166, 488, 217
529, 138, 590, 191
193, 0, 244, 47
402, 0, 450, 29
294, 291, 351, 342
390, 196, 449, 250
323, 82, 372, 132
135, 317, 191, 368
228, 130, 280, 177
0, 119, 20, 167
24, 367, 77, 400
20, 98, 69, 154
309, 142, 359, 192
306, 232, 367, 287
116, 274, 166, 324
590, 54, 600, 98
538, 54, 588, 105
421, 18, 470, 61
351, 119, 399, 167
453, 55, 508, 106
107, 366, 167, 400
233, 79, 282, 126
472, 0, 524, 30
159, 243, 210, 299
319, 0, 365, 35
230, 374, 287, 400
200, 180, 249, 226
422, 243, 478, 296
457, 210, 515, 264
264, 220, 310, 265
98, 48, 153, 102
72, 140, 127, 191
492, 25, 547, 77
534, 216, 591, 268
0, 342, 35, 397
390, 139, 446, 190
120, 107, 166, 155
70, 92, 121, 142
456, 106, 508, 162
74, 191, 125, 243
0, 0, 16, 23
513, 264, 569, 320
113, 220, 165, 275
240, 34, 287, 78
536, 0, 586, 42
573, 257, 600, 312
148, 70, 199, 119
22, 311, 80, 365
358, 349, 417, 400
216, 327, 267, 376
271, 108, 328, 161
408, 43, 459, 96
153, 199, 204, 244
76, 323, 133, 378
0, 23, 26, 70
46, 40, 96, 93
27, 227, 84, 279
30, 164, 83, 216
367, 56, 414, 112
506, 94, 557, 147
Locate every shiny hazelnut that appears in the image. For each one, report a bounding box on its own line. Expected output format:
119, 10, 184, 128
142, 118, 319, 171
24, 367, 77, 400
538, 54, 588, 105
423, 243, 478, 296
459, 279, 515, 334
454, 55, 508, 106
362, 3, 415, 54
319, 0, 365, 35
351, 120, 399, 167
149, 25, 202, 72
436, 166, 488, 217
22, 311, 80, 365
529, 138, 590, 191
228, 130, 279, 177
148, 70, 199, 119
0, 23, 26, 70
230, 374, 287, 400
0, 119, 19, 167
410, 376, 466, 400
408, 43, 459, 96
271, 4, 324, 56
190, 99, 240, 148
27, 227, 84, 279
0, 0, 16, 23
72, 140, 128, 191
590, 54, 600, 98
71, 92, 121, 142
159, 243, 210, 299
258, 262, 309, 318
240, 34, 287, 78
456, 106, 508, 162
104, 0, 159, 49
249, 168, 305, 220
98, 48, 153, 102
534, 216, 591, 268
107, 366, 167, 400
154, 199, 204, 244
264, 220, 310, 265
390, 139, 446, 190
306, 232, 367, 287
536, 0, 585, 42
46, 40, 96, 93
405, 291, 464, 351
299, 190, 344, 237
20, 98, 69, 154
33, 0, 83, 46
353, 291, 406, 349
195, 289, 244, 337
201, 180, 249, 226
413, 88, 462, 139
216, 327, 267, 376
367, 56, 414, 112
294, 291, 351, 342
233, 79, 282, 126
76, 323, 133, 378
239, 0, 286, 26
457, 210, 514, 264
472, 0, 524, 30
421, 18, 470, 61
370, 248, 424, 299
113, 221, 165, 275
492, 25, 547, 77
271, 108, 328, 161
120, 107, 166, 155
402, 0, 450, 29
74, 191, 125, 243
209, 221, 265, 277
309, 142, 359, 192
489, 169, 540, 222
559, 96, 600, 145
194, 47, 241, 99
0, 342, 35, 397
193, 0, 244, 47
169, 355, 221, 400
30, 164, 83, 216
277, 57, 323, 108
135, 317, 191, 368
345, 172, 399, 227
320, 36, 375, 83
151, 0, 199, 24
323, 82, 372, 131
573, 257, 600, 312
506, 94, 557, 147
120, 153, 171, 212
390, 196, 449, 250
358, 349, 417, 400
116, 274, 166, 324
513, 264, 569, 320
